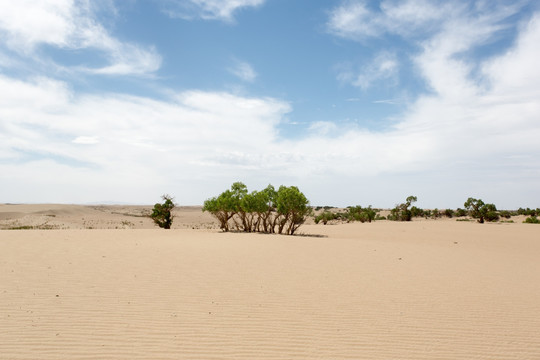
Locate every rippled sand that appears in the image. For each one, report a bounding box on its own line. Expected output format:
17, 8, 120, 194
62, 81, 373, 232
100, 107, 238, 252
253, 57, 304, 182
1, 207, 540, 359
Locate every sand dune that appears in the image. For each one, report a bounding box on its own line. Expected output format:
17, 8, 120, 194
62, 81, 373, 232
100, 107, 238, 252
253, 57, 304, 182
1, 205, 540, 359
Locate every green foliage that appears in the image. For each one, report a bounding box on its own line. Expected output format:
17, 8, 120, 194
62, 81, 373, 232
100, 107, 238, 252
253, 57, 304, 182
518, 208, 539, 216
314, 211, 341, 225
151, 194, 175, 229
464, 197, 499, 223
275, 185, 311, 235
524, 215, 540, 224
203, 187, 239, 232
345, 206, 377, 223
444, 209, 454, 218
388, 196, 417, 221
313, 206, 380, 224
455, 208, 468, 217
410, 206, 424, 218
204, 182, 310, 235
484, 203, 500, 222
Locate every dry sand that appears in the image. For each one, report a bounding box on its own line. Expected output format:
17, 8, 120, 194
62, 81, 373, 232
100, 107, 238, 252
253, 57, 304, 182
1, 204, 540, 359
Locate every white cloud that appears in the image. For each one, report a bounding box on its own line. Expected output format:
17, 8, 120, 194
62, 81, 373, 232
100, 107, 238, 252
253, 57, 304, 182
163, 0, 265, 22
0, 0, 161, 75
328, 0, 467, 40
73, 136, 100, 145
228, 60, 257, 82
338, 52, 399, 89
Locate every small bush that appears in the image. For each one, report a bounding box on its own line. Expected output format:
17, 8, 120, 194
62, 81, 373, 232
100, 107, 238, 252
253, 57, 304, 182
315, 211, 340, 225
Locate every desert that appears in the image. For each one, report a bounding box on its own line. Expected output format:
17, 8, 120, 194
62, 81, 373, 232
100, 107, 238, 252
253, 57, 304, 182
1, 203, 540, 359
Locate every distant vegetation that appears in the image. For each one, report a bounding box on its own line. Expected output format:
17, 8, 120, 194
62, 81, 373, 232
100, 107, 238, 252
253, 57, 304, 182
150, 194, 175, 229
388, 196, 417, 221
524, 215, 540, 224
203, 182, 311, 235
310, 195, 537, 226
314, 206, 379, 224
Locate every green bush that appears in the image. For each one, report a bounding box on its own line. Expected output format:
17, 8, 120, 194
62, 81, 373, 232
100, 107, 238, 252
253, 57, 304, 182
315, 211, 339, 225
410, 206, 424, 218
524, 216, 540, 224
151, 194, 175, 229
388, 196, 417, 221
345, 206, 377, 223
455, 208, 467, 217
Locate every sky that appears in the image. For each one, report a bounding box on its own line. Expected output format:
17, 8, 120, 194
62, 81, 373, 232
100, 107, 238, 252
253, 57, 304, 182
1, 0, 540, 209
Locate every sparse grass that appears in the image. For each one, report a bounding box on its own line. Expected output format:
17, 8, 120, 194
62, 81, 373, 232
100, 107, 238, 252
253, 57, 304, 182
456, 218, 473, 222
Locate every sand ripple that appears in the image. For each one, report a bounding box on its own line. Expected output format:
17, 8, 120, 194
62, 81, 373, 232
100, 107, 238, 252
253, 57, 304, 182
2, 225, 540, 359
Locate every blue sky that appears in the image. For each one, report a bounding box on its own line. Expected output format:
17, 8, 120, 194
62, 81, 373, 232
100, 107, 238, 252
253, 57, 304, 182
1, 0, 540, 208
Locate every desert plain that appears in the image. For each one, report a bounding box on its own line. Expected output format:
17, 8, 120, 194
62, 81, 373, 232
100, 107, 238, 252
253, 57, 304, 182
1, 203, 540, 359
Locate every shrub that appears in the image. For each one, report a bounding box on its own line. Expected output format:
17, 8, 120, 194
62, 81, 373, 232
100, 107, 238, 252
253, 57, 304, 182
345, 206, 377, 223
315, 211, 338, 225
388, 196, 417, 221
410, 206, 424, 218
518, 207, 538, 216
151, 194, 175, 229
444, 209, 454, 218
455, 208, 467, 217
524, 216, 540, 224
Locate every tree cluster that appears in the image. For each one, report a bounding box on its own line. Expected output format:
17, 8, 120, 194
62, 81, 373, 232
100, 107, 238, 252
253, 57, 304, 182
203, 182, 311, 235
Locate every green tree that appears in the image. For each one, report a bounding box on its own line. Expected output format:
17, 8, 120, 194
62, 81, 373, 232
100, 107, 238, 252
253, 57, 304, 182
464, 197, 486, 223
151, 194, 175, 229
389, 195, 417, 221
203, 190, 237, 231
275, 185, 311, 235
259, 185, 277, 233
464, 197, 499, 223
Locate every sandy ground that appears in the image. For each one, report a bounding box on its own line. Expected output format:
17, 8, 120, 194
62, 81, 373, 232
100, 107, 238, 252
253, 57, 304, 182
1, 205, 540, 359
